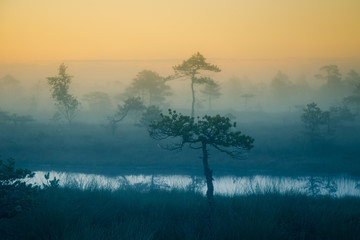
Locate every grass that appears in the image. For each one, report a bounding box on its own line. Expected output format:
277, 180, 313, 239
1, 186, 360, 240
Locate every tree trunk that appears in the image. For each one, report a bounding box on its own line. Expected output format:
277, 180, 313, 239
191, 78, 195, 118
202, 141, 214, 240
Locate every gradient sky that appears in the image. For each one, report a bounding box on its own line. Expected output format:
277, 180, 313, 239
1, 0, 360, 64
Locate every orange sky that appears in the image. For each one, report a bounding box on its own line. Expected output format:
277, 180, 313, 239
1, 0, 360, 64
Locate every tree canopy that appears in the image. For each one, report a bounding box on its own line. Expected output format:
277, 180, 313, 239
125, 70, 171, 106
301, 103, 329, 134
149, 109, 254, 158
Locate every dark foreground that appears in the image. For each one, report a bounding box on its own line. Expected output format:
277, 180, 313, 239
1, 187, 360, 240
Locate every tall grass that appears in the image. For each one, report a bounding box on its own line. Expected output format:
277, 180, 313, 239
1, 186, 359, 240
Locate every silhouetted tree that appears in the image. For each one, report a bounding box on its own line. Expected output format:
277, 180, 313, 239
125, 70, 171, 106
47, 63, 80, 126
149, 109, 254, 239
0, 158, 37, 219
173, 52, 221, 117
201, 79, 221, 111
107, 97, 145, 135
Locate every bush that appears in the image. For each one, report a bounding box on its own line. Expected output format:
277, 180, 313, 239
0, 158, 37, 219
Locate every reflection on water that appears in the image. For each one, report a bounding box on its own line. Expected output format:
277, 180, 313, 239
29, 171, 360, 198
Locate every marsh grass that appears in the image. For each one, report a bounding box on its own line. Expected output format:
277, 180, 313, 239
0, 185, 359, 240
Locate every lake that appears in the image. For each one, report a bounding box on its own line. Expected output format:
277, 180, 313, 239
28, 171, 360, 197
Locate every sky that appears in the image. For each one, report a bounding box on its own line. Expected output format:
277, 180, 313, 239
1, 0, 360, 64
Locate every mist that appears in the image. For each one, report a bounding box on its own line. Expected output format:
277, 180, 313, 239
1, 56, 360, 239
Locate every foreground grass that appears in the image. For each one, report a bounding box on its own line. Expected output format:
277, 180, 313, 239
1, 187, 360, 240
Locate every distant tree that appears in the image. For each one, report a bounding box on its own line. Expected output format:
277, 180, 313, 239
0, 75, 21, 93
8, 114, 34, 126
240, 93, 255, 111
107, 97, 145, 135
344, 84, 360, 114
148, 110, 254, 238
328, 105, 356, 131
47, 63, 80, 126
173, 52, 221, 117
125, 70, 171, 106
270, 71, 293, 97
0, 110, 11, 123
0, 110, 33, 126
0, 158, 37, 219
316, 65, 342, 86
315, 65, 346, 98
301, 103, 329, 136
344, 69, 360, 87
0, 75, 23, 109
201, 79, 221, 111
83, 91, 112, 113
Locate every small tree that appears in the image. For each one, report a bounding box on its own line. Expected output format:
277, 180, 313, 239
301, 103, 329, 136
47, 63, 80, 126
148, 110, 254, 238
173, 52, 221, 117
107, 97, 145, 135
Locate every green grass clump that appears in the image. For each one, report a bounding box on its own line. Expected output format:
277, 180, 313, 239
0, 187, 359, 240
